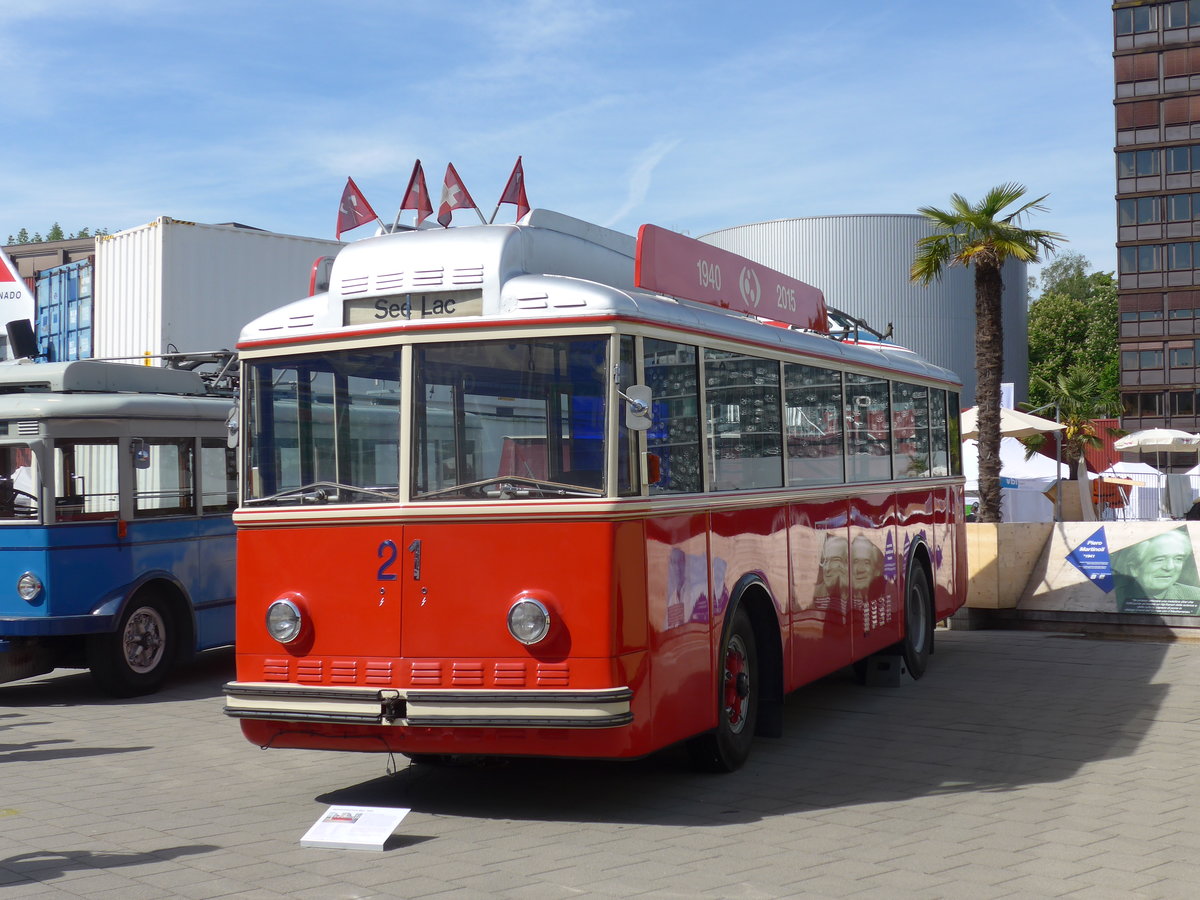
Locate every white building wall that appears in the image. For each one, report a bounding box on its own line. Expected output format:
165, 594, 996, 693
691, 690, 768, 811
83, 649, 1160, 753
95, 218, 343, 359
700, 215, 1028, 407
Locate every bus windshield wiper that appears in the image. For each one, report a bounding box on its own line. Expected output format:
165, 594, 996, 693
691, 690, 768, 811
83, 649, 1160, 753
416, 475, 603, 500
248, 481, 399, 505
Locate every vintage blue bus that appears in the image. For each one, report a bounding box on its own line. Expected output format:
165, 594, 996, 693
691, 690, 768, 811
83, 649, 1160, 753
0, 359, 237, 696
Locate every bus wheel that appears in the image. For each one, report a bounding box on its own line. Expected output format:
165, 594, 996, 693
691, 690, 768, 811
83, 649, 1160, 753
87, 593, 177, 697
688, 605, 758, 772
902, 565, 933, 680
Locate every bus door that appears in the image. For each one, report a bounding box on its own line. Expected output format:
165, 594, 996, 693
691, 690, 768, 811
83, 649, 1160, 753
790, 500, 853, 685
848, 492, 901, 657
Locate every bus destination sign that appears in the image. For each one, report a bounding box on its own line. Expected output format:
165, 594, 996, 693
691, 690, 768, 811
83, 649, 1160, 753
344, 291, 484, 326
634, 224, 828, 333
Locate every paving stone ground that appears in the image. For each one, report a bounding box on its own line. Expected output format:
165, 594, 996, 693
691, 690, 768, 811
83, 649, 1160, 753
1, 628, 1198, 899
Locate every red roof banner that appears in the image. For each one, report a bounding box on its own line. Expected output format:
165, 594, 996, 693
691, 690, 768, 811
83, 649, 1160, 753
634, 224, 828, 332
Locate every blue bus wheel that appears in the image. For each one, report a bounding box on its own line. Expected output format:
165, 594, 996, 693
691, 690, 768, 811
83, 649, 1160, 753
86, 592, 177, 697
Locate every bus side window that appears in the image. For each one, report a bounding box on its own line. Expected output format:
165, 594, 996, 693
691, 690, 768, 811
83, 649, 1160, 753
784, 363, 844, 486
133, 438, 195, 518
845, 373, 892, 483
201, 438, 237, 512
54, 439, 119, 521
644, 339, 701, 494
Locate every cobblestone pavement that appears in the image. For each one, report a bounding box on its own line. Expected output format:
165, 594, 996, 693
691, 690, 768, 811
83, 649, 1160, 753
2, 629, 1199, 899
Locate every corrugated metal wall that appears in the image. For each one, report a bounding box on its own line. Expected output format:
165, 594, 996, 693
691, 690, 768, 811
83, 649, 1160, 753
95, 218, 342, 359
700, 215, 1029, 406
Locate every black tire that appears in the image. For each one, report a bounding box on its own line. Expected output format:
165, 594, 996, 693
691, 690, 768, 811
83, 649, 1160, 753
901, 564, 933, 680
688, 605, 758, 772
87, 592, 177, 697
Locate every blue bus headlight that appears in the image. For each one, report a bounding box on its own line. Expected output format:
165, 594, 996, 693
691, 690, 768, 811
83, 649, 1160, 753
265, 598, 304, 643
17, 572, 42, 602
507, 597, 551, 645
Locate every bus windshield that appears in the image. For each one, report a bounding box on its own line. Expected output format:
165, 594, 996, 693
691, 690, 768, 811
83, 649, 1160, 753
412, 336, 608, 500
245, 349, 403, 505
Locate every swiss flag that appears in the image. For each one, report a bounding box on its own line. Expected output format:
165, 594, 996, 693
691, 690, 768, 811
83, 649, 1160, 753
437, 163, 477, 228
336, 177, 378, 239
496, 156, 530, 222
401, 160, 433, 227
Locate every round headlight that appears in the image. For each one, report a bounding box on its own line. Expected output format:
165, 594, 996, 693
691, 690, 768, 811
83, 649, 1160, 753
17, 572, 42, 602
507, 597, 551, 645
265, 598, 303, 643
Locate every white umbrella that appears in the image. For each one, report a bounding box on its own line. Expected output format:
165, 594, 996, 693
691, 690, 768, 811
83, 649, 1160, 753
960, 406, 1065, 440
1113, 428, 1200, 453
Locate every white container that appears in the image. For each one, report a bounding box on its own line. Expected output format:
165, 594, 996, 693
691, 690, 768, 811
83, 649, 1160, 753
94, 217, 342, 359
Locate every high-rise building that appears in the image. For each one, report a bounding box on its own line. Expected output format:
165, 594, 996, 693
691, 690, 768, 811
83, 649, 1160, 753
1114, 1, 1200, 431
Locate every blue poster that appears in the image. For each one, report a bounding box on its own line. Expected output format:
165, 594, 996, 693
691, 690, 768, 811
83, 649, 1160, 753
1067, 527, 1113, 593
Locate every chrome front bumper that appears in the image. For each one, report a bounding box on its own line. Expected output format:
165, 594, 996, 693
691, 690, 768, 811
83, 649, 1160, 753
223, 682, 634, 729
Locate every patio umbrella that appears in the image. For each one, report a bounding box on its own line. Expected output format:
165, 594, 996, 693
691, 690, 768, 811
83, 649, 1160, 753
1112, 428, 1200, 453
1113, 428, 1200, 475
960, 406, 1066, 440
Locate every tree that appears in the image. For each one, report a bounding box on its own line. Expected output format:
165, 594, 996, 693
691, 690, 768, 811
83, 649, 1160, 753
1025, 368, 1122, 480
1027, 253, 1118, 410
15, 228, 28, 244
911, 183, 1065, 524
46, 223, 64, 241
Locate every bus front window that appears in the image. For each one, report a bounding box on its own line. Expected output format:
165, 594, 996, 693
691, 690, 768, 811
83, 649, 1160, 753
412, 336, 608, 500
244, 350, 402, 506
0, 444, 39, 522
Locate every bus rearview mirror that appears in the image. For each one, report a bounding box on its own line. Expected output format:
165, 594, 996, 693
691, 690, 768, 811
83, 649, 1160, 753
621, 385, 653, 432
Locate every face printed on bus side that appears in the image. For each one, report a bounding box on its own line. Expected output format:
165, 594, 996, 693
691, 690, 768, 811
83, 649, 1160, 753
819, 535, 848, 597
851, 535, 883, 593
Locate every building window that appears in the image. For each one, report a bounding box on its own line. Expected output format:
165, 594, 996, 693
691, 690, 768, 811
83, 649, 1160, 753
1121, 197, 1162, 225
1123, 392, 1165, 416
1171, 346, 1196, 367
1116, 5, 1158, 34
1139, 245, 1162, 272
1166, 1, 1200, 29
1168, 242, 1194, 270
1168, 194, 1194, 222
1168, 146, 1192, 175
1138, 149, 1160, 176
1171, 390, 1195, 415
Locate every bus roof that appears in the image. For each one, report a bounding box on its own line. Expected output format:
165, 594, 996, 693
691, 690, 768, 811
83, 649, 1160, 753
0, 360, 208, 396
239, 210, 961, 388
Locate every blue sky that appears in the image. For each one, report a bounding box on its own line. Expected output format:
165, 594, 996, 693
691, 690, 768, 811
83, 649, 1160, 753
1, 0, 1114, 283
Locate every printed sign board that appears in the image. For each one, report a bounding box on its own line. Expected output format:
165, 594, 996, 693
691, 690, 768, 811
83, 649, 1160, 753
634, 224, 828, 332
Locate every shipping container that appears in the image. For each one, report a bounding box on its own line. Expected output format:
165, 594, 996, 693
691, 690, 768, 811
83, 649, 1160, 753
93, 218, 342, 359
35, 257, 95, 362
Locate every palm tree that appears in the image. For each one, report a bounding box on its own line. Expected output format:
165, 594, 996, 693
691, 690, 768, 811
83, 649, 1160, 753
1025, 368, 1122, 482
911, 184, 1065, 523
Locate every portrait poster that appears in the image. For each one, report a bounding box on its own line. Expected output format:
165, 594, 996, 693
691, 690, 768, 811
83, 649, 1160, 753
1020, 523, 1200, 617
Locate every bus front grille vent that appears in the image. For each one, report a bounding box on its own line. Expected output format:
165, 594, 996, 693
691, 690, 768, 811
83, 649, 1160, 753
16, 421, 38, 436
263, 658, 290, 681
493, 662, 527, 687
365, 661, 393, 685
410, 661, 442, 686
340, 275, 369, 296
330, 660, 358, 684
296, 660, 323, 683
537, 663, 569, 687
451, 662, 485, 686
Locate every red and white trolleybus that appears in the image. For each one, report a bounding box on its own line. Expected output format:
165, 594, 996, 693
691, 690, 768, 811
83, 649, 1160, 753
223, 209, 966, 771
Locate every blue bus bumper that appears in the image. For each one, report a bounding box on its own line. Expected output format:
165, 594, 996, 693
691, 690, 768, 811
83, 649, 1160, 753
0, 637, 56, 685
